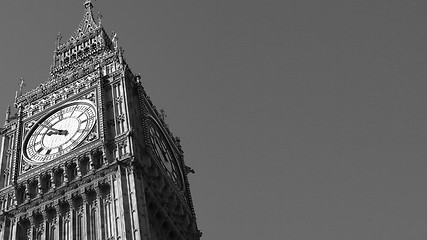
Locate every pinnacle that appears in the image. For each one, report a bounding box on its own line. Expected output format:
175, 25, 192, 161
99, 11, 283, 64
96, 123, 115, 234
68, 0, 99, 42
84, 0, 94, 10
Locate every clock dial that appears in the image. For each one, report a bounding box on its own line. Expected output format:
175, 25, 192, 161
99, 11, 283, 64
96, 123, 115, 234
23, 100, 97, 164
147, 118, 183, 189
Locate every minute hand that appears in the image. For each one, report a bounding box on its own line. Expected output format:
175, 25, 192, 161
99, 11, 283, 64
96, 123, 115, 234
39, 123, 63, 133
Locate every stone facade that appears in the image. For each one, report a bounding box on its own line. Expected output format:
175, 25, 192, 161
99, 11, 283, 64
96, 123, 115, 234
0, 1, 201, 239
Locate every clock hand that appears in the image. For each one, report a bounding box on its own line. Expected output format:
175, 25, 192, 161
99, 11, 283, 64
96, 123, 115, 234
38, 124, 68, 136
39, 123, 65, 134
46, 130, 68, 136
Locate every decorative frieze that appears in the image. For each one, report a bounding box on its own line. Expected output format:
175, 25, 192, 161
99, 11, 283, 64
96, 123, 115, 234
20, 76, 99, 119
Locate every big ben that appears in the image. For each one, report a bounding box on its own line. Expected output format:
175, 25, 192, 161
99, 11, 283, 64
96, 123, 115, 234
0, 1, 201, 239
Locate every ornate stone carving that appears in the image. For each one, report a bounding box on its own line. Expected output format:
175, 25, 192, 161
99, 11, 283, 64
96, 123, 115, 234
21, 161, 33, 173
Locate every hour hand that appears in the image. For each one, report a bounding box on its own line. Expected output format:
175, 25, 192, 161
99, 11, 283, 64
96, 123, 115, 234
46, 130, 68, 136
39, 124, 67, 136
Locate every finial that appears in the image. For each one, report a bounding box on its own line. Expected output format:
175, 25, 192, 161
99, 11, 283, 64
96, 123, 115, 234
98, 11, 103, 26
19, 78, 25, 94
112, 31, 118, 50
84, 0, 94, 10
159, 109, 167, 121
15, 77, 25, 102
5, 105, 10, 124
135, 74, 142, 84
15, 78, 25, 99
56, 32, 62, 49
184, 165, 195, 175
118, 47, 124, 64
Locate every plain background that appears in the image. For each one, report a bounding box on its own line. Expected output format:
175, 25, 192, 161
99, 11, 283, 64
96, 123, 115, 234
1, 1, 427, 239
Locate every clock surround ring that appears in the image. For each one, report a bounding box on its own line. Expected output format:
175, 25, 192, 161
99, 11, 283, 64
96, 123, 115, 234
22, 99, 97, 165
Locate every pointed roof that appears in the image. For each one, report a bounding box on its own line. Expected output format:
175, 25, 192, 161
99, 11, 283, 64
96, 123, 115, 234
16, 1, 117, 106
69, 0, 99, 42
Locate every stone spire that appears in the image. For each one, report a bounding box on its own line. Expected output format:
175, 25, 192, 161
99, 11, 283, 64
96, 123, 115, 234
50, 1, 114, 75
69, 0, 98, 42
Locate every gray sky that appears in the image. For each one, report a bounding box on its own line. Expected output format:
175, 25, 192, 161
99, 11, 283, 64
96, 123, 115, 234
1, 1, 427, 239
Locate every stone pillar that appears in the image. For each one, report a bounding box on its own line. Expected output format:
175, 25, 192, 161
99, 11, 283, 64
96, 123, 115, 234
105, 193, 113, 239
7, 193, 13, 211
54, 201, 62, 240
62, 164, 69, 184
100, 148, 106, 167
49, 170, 55, 190
98, 182, 113, 239
74, 159, 81, 179
24, 182, 30, 203
9, 218, 17, 240
125, 165, 141, 240
81, 190, 88, 240
95, 183, 104, 239
66, 196, 75, 240
41, 209, 49, 240
0, 197, 4, 212
0, 219, 4, 240
28, 215, 35, 240
37, 175, 43, 197
87, 153, 94, 173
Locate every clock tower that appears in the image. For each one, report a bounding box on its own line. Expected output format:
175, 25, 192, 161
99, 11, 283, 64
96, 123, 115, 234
0, 1, 201, 239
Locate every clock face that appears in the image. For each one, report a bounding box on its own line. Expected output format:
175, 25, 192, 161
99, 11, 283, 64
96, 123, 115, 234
147, 118, 183, 189
23, 100, 97, 164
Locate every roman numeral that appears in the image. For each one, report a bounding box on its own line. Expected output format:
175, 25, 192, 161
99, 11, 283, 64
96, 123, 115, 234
37, 147, 44, 153
77, 109, 88, 119
70, 105, 78, 117
57, 110, 63, 120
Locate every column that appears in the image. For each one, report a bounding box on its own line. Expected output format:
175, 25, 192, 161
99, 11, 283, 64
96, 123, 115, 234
42, 209, 48, 240
81, 190, 88, 240
66, 197, 75, 240
24, 182, 30, 203
100, 182, 113, 239
0, 198, 4, 212
99, 148, 106, 167
75, 159, 82, 180
106, 193, 113, 239
49, 169, 56, 190
53, 201, 61, 240
28, 215, 34, 240
102, 144, 110, 164
9, 218, 17, 240
0, 220, 4, 240
37, 175, 43, 197
87, 153, 94, 173
95, 183, 104, 239
62, 165, 69, 185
